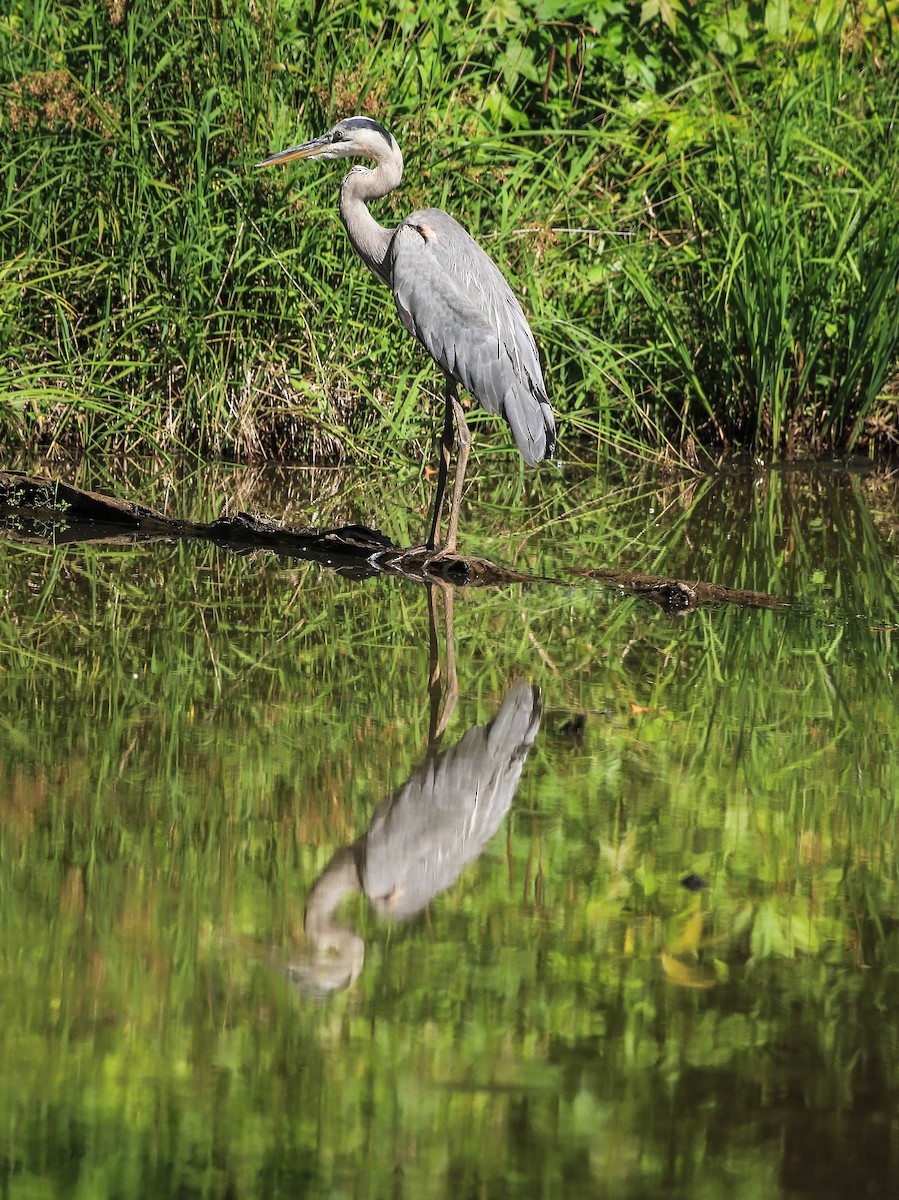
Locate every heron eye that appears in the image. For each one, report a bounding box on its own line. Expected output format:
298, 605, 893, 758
332, 130, 343, 142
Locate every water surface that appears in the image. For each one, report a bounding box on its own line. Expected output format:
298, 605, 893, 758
1, 459, 897, 1198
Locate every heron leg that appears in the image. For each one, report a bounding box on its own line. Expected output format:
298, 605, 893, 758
425, 376, 456, 552
426, 579, 458, 750
438, 388, 471, 557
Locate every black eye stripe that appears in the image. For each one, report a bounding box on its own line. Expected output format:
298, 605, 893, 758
340, 117, 393, 148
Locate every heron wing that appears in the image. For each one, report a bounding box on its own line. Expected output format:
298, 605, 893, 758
361, 681, 542, 920
389, 209, 555, 465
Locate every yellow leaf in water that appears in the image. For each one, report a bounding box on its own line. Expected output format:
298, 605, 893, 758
660, 952, 716, 990
669, 910, 705, 955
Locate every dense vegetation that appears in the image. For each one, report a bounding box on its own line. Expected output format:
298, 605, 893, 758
1, 1, 898, 463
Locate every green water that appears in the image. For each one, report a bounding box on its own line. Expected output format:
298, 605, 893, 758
1, 460, 897, 1199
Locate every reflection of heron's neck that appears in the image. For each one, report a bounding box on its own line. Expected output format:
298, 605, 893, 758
304, 846, 362, 944
295, 846, 365, 998
339, 145, 404, 287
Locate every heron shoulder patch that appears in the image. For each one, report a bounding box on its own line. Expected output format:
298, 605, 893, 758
409, 221, 437, 243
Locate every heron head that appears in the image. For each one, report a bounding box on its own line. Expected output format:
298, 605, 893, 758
256, 116, 396, 169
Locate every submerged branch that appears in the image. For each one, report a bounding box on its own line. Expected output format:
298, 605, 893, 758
0, 471, 786, 610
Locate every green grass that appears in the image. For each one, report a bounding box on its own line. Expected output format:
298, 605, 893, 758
621, 39, 899, 454
1, 1, 897, 463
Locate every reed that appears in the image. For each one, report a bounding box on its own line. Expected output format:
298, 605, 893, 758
621, 36, 899, 455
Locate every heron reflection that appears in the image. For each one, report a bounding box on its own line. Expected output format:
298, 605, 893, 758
289, 677, 542, 999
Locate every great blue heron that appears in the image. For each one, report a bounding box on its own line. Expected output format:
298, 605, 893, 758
257, 116, 556, 556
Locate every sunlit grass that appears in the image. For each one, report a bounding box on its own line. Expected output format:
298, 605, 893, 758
1, 2, 896, 465
622, 46, 899, 455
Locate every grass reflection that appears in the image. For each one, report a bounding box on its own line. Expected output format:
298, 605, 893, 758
0, 461, 896, 1197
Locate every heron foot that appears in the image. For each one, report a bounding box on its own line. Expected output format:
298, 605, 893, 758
392, 544, 433, 564
401, 543, 464, 570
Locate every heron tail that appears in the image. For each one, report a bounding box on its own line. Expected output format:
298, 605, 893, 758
505, 386, 556, 467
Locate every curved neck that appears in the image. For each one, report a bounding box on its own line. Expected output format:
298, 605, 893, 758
338, 147, 403, 286
304, 845, 361, 944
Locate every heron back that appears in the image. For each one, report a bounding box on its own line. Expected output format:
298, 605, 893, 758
389, 210, 556, 465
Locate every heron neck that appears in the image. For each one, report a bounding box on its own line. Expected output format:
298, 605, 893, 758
304, 846, 361, 942
338, 152, 403, 287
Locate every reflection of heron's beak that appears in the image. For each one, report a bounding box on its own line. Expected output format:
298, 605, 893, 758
255, 136, 329, 169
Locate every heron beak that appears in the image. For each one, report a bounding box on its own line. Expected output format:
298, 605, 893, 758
255, 135, 330, 169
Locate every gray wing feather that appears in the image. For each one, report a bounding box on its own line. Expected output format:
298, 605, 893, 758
361, 681, 542, 920
389, 210, 556, 465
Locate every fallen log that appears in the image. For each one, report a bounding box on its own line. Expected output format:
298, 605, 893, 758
0, 470, 786, 608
